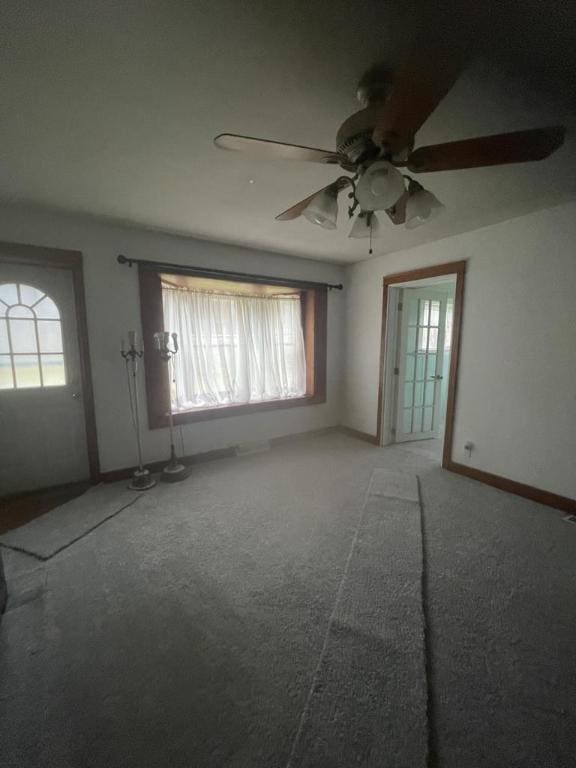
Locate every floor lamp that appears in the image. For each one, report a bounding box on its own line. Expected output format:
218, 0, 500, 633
121, 331, 156, 491
154, 331, 189, 482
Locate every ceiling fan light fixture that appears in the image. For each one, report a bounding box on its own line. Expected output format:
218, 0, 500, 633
405, 183, 445, 229
348, 211, 380, 239
302, 185, 339, 229
355, 161, 406, 211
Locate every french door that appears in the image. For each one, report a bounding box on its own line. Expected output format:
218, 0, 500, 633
395, 289, 448, 442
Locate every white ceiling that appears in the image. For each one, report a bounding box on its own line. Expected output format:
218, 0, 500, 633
1, 0, 575, 264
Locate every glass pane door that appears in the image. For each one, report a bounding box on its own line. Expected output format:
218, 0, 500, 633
396, 290, 447, 442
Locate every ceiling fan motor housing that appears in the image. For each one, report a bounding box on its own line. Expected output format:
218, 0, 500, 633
335, 65, 398, 167
337, 105, 413, 168
336, 106, 384, 166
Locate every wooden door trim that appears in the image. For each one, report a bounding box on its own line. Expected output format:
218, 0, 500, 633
375, 259, 575, 513
0, 240, 100, 482
376, 260, 467, 468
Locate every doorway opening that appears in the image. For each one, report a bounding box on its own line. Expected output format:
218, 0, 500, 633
376, 261, 466, 467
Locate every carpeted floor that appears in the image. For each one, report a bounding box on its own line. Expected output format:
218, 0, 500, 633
419, 466, 576, 768
1, 431, 575, 767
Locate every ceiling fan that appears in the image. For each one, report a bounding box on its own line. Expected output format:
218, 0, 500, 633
214, 47, 566, 248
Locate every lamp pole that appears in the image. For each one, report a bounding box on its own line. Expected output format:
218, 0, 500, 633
121, 332, 156, 490
154, 331, 189, 482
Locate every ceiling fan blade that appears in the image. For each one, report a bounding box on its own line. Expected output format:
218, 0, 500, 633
372, 38, 471, 154
275, 185, 333, 221
385, 190, 409, 225
214, 134, 343, 164
407, 126, 566, 173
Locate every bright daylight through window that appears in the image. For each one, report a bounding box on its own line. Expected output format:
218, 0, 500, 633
0, 283, 66, 389
161, 276, 306, 411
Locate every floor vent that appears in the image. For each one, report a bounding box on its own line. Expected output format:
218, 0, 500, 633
562, 514, 576, 524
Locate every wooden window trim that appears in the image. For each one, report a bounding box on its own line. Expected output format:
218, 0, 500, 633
139, 266, 327, 429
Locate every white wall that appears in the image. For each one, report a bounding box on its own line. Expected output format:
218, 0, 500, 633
0, 205, 345, 472
344, 202, 576, 500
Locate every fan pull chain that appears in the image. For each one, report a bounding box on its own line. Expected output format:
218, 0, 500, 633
369, 214, 373, 256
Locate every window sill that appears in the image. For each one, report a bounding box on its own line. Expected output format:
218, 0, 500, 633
152, 394, 326, 428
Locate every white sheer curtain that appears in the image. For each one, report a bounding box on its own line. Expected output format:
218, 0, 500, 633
162, 286, 307, 410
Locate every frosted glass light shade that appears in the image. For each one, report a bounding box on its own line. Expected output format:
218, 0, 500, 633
405, 188, 445, 229
302, 187, 338, 229
356, 161, 405, 211
348, 212, 380, 239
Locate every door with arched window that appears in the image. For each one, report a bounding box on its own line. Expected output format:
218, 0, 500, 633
0, 283, 66, 388
0, 258, 91, 495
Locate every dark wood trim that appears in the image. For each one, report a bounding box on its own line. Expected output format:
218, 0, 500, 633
101, 446, 236, 483
138, 267, 171, 428
138, 266, 327, 429
442, 267, 466, 467
0, 240, 100, 482
375, 281, 390, 446
103, 426, 339, 481
314, 287, 328, 400
446, 460, 576, 514
303, 288, 316, 396
0, 240, 81, 269
269, 425, 339, 446
301, 286, 327, 399
376, 260, 467, 466
103, 426, 337, 481
339, 426, 379, 445
172, 395, 324, 426
71, 260, 100, 481
382, 260, 467, 287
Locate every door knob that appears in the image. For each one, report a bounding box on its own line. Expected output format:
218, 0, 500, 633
432, 375, 443, 380
72, 392, 81, 399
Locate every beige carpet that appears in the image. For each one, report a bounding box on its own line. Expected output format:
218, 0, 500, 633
1, 431, 575, 767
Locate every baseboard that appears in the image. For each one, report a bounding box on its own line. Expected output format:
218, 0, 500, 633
101, 447, 236, 483
447, 460, 576, 514
101, 427, 342, 483
338, 426, 379, 445
269, 426, 340, 447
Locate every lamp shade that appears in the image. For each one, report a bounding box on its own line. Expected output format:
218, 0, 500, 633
355, 161, 405, 211
348, 211, 380, 239
302, 186, 338, 229
405, 188, 445, 229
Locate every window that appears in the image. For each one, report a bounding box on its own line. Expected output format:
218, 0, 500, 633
139, 268, 327, 427
414, 298, 441, 353
0, 283, 66, 389
162, 278, 306, 410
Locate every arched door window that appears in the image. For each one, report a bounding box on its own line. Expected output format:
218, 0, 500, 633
0, 283, 66, 389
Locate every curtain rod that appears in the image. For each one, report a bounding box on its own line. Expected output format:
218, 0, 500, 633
117, 254, 343, 291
